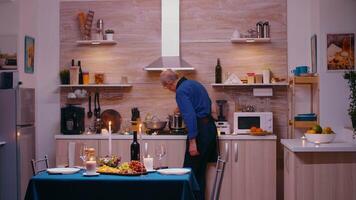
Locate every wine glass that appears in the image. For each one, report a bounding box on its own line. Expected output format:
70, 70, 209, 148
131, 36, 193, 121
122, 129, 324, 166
79, 145, 88, 166
155, 144, 167, 169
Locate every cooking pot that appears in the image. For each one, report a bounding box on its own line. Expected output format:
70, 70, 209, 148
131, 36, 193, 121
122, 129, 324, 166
168, 113, 186, 130
143, 116, 167, 131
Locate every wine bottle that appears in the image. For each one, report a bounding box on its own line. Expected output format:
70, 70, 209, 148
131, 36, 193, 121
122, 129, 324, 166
215, 58, 222, 83
78, 60, 83, 85
130, 131, 140, 161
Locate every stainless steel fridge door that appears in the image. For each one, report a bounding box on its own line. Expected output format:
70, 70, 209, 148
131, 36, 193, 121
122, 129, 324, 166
17, 88, 35, 126
0, 89, 18, 200
17, 125, 35, 200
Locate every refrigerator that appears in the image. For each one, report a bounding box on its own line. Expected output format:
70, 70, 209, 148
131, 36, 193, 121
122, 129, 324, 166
0, 71, 35, 200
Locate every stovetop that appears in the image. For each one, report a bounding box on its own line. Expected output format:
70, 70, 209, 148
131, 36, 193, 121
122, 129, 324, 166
146, 129, 187, 135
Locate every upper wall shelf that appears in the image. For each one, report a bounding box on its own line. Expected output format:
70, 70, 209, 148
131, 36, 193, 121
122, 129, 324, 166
289, 76, 319, 84
211, 82, 288, 87
59, 84, 132, 88
230, 38, 271, 43
76, 40, 117, 46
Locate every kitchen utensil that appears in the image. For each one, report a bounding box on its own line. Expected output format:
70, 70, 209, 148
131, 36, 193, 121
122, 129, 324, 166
256, 21, 264, 38
61, 105, 85, 135
144, 116, 167, 131
263, 21, 270, 38
87, 94, 92, 118
94, 92, 101, 118
168, 113, 186, 130
100, 109, 122, 133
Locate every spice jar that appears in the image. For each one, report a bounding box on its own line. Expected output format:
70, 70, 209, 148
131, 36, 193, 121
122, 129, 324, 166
94, 73, 104, 84
83, 72, 89, 85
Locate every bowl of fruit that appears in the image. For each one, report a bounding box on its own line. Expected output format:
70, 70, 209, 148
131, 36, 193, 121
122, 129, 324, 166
249, 126, 270, 136
304, 125, 336, 143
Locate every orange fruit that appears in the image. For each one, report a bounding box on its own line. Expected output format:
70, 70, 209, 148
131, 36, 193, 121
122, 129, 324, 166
250, 126, 257, 132
256, 128, 263, 132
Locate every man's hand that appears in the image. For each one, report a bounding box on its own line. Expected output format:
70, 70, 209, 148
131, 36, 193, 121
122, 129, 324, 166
174, 107, 180, 114
189, 139, 200, 156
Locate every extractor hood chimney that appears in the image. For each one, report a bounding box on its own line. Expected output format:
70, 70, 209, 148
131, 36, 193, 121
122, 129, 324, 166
144, 0, 194, 71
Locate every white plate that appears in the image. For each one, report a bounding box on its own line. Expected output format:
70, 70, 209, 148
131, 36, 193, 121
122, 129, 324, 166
46, 168, 80, 174
83, 172, 100, 176
157, 168, 191, 175
147, 169, 156, 173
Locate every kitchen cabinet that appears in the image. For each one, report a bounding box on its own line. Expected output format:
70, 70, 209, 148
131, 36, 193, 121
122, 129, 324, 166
205, 139, 276, 200
284, 147, 356, 200
231, 140, 276, 200
55, 135, 276, 200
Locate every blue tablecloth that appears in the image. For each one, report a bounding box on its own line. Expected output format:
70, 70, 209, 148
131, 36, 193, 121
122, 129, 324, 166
25, 170, 200, 200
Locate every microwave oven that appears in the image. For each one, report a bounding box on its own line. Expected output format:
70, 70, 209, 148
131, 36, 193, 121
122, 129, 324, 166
233, 112, 273, 134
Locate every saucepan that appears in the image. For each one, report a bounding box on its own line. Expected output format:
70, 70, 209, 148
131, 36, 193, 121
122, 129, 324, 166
168, 113, 186, 130
143, 116, 167, 131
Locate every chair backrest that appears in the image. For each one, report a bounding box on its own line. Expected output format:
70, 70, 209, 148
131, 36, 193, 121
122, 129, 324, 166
210, 156, 227, 200
31, 155, 49, 175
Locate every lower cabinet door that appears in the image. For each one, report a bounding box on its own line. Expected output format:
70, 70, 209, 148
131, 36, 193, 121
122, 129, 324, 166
231, 140, 276, 200
56, 139, 99, 167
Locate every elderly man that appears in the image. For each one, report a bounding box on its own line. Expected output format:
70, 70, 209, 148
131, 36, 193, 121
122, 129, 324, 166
160, 69, 218, 200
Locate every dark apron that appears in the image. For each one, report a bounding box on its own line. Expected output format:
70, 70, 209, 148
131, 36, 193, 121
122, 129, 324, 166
183, 116, 219, 200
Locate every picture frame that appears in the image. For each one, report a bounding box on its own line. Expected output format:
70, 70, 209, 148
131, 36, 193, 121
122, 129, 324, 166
311, 34, 317, 73
24, 36, 35, 74
327, 33, 354, 71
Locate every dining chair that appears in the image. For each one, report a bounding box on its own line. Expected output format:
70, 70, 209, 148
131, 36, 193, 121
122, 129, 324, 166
31, 155, 49, 175
210, 156, 227, 200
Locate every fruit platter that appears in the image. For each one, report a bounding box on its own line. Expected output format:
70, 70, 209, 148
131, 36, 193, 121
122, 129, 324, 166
97, 160, 147, 176
98, 155, 121, 168
249, 126, 271, 136
304, 124, 336, 143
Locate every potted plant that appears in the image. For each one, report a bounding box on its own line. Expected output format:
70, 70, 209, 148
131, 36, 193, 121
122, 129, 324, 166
60, 69, 70, 85
105, 29, 115, 41
344, 71, 356, 129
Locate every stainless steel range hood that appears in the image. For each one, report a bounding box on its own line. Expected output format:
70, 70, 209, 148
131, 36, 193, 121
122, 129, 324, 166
144, 0, 194, 71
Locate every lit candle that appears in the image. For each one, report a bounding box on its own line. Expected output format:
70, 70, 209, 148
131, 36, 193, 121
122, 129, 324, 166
143, 155, 153, 171
108, 121, 112, 156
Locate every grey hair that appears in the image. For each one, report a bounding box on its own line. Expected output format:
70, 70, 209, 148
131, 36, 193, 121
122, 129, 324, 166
160, 69, 179, 84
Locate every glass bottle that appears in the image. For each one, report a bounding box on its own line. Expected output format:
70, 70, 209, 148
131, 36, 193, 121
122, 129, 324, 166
215, 58, 222, 83
78, 60, 83, 85
130, 131, 140, 161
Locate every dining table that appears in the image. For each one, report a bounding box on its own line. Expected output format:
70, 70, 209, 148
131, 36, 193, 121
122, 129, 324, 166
24, 169, 200, 200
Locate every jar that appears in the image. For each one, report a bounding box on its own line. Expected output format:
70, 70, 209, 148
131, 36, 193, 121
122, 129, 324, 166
94, 73, 104, 84
69, 67, 79, 85
83, 72, 89, 85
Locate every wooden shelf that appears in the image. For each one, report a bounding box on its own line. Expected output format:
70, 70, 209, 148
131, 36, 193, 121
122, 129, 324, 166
292, 121, 318, 128
76, 40, 117, 45
211, 82, 288, 87
290, 76, 319, 84
59, 84, 132, 88
230, 38, 271, 43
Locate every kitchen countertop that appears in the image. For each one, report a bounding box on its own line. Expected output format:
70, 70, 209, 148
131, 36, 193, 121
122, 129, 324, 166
55, 134, 277, 140
281, 139, 356, 152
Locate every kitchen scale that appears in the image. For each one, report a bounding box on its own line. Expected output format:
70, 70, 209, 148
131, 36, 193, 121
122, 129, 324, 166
215, 100, 231, 135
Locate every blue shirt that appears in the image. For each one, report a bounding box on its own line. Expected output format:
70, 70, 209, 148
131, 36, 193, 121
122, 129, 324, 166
176, 77, 212, 139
